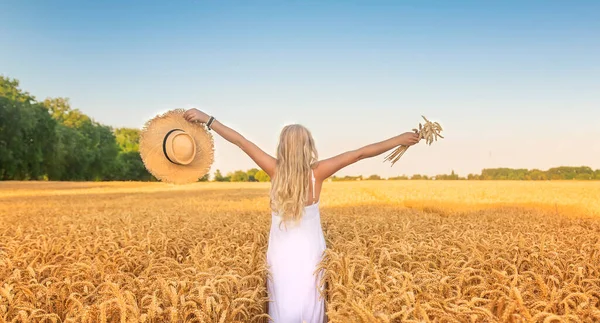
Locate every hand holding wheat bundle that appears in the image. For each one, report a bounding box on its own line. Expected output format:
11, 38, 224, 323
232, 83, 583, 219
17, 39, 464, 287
384, 115, 444, 166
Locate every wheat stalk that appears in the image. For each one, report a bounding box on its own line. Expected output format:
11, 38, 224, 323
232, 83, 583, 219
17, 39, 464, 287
384, 115, 444, 166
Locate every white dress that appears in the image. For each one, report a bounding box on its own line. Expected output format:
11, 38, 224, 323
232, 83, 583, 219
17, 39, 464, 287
266, 170, 327, 323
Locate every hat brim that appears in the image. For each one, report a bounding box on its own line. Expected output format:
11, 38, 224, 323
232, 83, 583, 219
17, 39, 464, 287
139, 109, 214, 184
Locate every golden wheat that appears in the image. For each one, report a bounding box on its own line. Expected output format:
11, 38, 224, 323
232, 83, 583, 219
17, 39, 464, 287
384, 115, 444, 166
1, 181, 599, 322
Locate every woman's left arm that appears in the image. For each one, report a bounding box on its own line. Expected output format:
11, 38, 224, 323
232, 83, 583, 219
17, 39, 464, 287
184, 109, 276, 177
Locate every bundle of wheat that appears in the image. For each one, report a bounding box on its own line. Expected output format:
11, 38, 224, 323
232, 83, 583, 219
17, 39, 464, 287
384, 115, 443, 166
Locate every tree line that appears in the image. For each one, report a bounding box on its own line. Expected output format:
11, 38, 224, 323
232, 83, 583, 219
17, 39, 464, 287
329, 167, 600, 181
1, 75, 598, 182
1, 76, 152, 181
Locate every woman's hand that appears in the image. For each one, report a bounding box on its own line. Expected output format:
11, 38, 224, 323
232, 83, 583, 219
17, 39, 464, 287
183, 108, 210, 124
399, 132, 420, 146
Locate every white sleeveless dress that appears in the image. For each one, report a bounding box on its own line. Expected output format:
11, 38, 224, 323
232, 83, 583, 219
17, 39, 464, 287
266, 170, 327, 323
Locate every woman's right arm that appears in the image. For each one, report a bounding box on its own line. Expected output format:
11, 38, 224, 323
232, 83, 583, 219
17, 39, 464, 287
316, 132, 420, 180
183, 108, 277, 177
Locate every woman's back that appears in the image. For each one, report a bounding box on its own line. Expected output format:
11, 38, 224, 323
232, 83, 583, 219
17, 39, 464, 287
267, 169, 326, 323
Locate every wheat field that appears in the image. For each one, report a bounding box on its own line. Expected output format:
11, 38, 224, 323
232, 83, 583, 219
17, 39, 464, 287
1, 181, 600, 322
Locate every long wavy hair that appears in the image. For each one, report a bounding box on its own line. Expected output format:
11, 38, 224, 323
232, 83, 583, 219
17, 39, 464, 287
270, 124, 318, 225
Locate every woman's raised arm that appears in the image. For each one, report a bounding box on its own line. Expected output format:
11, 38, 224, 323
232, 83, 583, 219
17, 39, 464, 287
184, 109, 276, 177
316, 132, 420, 180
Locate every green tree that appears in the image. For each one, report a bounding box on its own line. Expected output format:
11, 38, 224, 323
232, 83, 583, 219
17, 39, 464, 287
114, 128, 141, 152
546, 166, 590, 180
213, 169, 229, 182
90, 124, 120, 180
50, 124, 89, 180
436, 170, 460, 180
214, 169, 222, 181
367, 174, 382, 180
110, 127, 151, 181
255, 170, 270, 182
508, 169, 528, 180
230, 170, 249, 182
0, 77, 58, 180
332, 175, 363, 181
41, 98, 120, 181
575, 173, 593, 180
450, 170, 460, 180
482, 168, 510, 180
110, 151, 154, 181
247, 168, 260, 182
20, 101, 57, 179
528, 169, 547, 180
43, 97, 73, 123
42, 98, 92, 180
0, 77, 35, 102
411, 174, 429, 180
467, 174, 480, 180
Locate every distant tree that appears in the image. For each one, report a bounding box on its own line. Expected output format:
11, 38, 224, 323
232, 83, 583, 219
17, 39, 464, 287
255, 170, 270, 182
450, 170, 461, 180
411, 174, 429, 180
230, 170, 249, 182
0, 77, 58, 180
43, 97, 72, 122
213, 169, 228, 182
109, 151, 154, 181
367, 174, 382, 180
482, 168, 510, 180
507, 169, 528, 180
575, 173, 593, 180
247, 168, 260, 182
109, 128, 152, 180
114, 128, 141, 153
436, 170, 460, 180
0, 77, 34, 102
544, 166, 593, 180
528, 169, 548, 181
332, 175, 363, 181
475, 167, 597, 181
388, 175, 409, 180
40, 97, 120, 181
198, 173, 210, 182
467, 173, 480, 180
91, 124, 121, 180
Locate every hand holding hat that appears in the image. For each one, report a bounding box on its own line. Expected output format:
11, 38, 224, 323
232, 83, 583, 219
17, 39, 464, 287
139, 109, 215, 184
183, 108, 210, 124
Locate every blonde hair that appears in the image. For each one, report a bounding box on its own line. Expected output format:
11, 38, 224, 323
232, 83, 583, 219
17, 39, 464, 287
270, 124, 318, 225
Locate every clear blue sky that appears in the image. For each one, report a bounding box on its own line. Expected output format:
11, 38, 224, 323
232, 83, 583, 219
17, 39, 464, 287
2, 1, 599, 177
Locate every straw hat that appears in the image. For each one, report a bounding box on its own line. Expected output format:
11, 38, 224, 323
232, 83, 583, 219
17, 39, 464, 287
139, 109, 214, 184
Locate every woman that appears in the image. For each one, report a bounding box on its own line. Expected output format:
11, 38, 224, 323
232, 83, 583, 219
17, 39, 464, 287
183, 108, 420, 322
